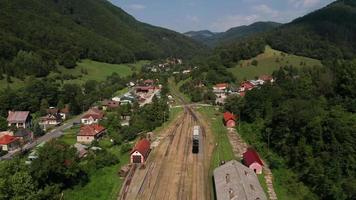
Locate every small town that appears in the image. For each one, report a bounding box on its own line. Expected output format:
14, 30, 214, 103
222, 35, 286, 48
0, 1, 354, 200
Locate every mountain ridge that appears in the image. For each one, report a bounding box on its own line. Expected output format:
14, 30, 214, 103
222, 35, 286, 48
184, 21, 281, 47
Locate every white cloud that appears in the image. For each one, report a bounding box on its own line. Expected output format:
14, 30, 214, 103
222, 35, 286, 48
127, 4, 146, 11
211, 14, 259, 32
186, 15, 200, 23
253, 4, 280, 17
289, 0, 321, 8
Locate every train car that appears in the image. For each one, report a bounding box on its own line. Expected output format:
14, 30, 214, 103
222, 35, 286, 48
192, 125, 200, 154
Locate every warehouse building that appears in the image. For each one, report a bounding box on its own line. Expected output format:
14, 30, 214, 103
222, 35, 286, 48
213, 160, 267, 200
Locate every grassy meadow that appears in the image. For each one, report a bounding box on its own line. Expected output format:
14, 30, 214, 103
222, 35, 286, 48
228, 46, 322, 81
0, 60, 149, 90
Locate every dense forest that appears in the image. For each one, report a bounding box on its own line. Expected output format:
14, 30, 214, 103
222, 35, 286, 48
0, 0, 205, 78
224, 61, 356, 199
211, 0, 356, 67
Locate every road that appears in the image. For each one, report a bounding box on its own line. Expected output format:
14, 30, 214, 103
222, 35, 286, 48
120, 105, 214, 200
0, 114, 83, 160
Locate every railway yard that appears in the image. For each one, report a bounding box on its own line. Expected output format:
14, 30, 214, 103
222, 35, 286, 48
119, 106, 214, 200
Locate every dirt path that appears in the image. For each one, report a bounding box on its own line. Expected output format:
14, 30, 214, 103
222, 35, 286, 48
227, 128, 277, 200
121, 106, 214, 200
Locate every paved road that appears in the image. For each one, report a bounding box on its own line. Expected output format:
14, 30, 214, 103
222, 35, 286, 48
0, 114, 83, 160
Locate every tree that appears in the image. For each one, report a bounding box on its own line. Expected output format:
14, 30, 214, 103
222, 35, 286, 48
32, 121, 45, 137
39, 99, 49, 116
251, 59, 258, 66
30, 140, 85, 188
10, 171, 37, 200
0, 117, 7, 131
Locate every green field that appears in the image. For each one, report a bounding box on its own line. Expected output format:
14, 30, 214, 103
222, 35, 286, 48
58, 126, 80, 145
51, 59, 149, 85
228, 46, 322, 81
0, 60, 149, 90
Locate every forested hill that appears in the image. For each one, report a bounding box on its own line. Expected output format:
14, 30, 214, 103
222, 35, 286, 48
0, 0, 205, 77
266, 0, 356, 60
214, 0, 356, 67
185, 22, 281, 47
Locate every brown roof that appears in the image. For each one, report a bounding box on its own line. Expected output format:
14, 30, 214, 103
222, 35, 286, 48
102, 100, 120, 108
7, 111, 30, 123
82, 108, 104, 120
78, 124, 106, 137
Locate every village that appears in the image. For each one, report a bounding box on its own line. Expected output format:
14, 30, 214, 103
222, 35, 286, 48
0, 57, 275, 200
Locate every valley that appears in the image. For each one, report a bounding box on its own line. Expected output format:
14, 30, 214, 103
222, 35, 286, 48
0, 1, 356, 200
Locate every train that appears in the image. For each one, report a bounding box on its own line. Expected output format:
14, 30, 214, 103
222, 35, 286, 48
192, 125, 200, 154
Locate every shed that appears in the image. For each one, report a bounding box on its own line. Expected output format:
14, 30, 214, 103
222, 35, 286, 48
223, 112, 237, 128
243, 148, 264, 174
130, 139, 150, 164
0, 135, 20, 151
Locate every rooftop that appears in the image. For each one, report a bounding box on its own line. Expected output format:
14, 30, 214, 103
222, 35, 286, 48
0, 135, 19, 145
243, 148, 264, 166
7, 111, 30, 123
78, 124, 106, 136
131, 139, 150, 158
213, 160, 267, 200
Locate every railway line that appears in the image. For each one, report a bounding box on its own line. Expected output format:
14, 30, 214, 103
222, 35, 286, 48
120, 103, 213, 200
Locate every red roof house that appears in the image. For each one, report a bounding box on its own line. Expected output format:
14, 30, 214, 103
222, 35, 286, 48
77, 124, 106, 144
130, 139, 151, 164
223, 112, 237, 128
240, 81, 255, 92
0, 135, 20, 151
135, 86, 155, 93
7, 111, 31, 129
81, 108, 104, 125
243, 148, 264, 174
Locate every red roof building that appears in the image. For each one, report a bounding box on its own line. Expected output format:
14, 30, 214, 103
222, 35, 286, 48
0, 135, 20, 151
223, 112, 237, 128
240, 81, 255, 92
135, 86, 155, 93
131, 139, 151, 164
243, 148, 264, 174
77, 124, 106, 144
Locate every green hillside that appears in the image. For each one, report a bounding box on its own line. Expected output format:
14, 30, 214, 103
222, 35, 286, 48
228, 46, 322, 81
266, 0, 356, 60
0, 0, 205, 78
0, 59, 148, 90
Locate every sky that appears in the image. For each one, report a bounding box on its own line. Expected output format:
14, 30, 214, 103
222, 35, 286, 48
110, 0, 335, 33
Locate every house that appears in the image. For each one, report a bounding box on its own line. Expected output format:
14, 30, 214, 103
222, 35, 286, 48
259, 75, 274, 83
130, 139, 151, 164
81, 108, 104, 125
213, 83, 229, 93
101, 99, 120, 111
59, 105, 70, 120
0, 135, 20, 151
213, 160, 267, 200
239, 81, 255, 92
243, 148, 264, 174
143, 79, 155, 86
40, 113, 62, 130
47, 106, 70, 120
223, 112, 237, 128
7, 111, 31, 129
135, 86, 155, 93
13, 129, 33, 144
77, 124, 106, 144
